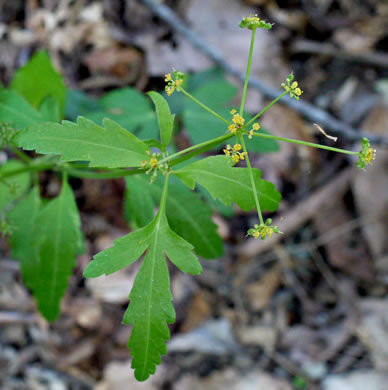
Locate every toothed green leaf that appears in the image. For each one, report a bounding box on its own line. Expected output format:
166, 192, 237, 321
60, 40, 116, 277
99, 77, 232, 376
15, 116, 149, 168
174, 155, 281, 212
124, 175, 223, 259
84, 181, 202, 381
30, 181, 82, 321
147, 91, 175, 149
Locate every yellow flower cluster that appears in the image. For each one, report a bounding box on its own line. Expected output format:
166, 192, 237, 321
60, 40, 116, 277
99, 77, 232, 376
248, 122, 260, 139
247, 219, 282, 240
164, 72, 184, 96
281, 74, 303, 100
223, 143, 247, 163
141, 151, 164, 179
228, 109, 245, 134
356, 137, 376, 170
240, 14, 273, 30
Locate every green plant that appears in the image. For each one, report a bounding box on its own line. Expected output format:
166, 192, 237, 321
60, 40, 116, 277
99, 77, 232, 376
0, 15, 376, 381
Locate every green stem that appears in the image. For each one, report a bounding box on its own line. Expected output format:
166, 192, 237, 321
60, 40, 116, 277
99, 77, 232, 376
240, 27, 256, 116
1, 162, 53, 179
60, 167, 146, 180
158, 172, 170, 216
9, 145, 32, 163
159, 133, 233, 166
246, 91, 288, 127
179, 87, 230, 125
240, 135, 264, 225
250, 132, 359, 155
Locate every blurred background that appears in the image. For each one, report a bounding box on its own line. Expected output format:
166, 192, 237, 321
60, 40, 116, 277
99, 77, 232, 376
0, 0, 388, 389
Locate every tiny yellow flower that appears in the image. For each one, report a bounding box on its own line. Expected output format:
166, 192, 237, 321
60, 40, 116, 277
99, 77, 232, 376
165, 73, 172, 82
247, 219, 282, 240
175, 79, 183, 88
281, 74, 303, 100
357, 137, 376, 170
233, 143, 242, 152
228, 124, 237, 134
294, 88, 303, 96
150, 158, 158, 168
230, 109, 237, 115
232, 113, 245, 126
252, 123, 260, 131
165, 85, 175, 96
232, 154, 240, 163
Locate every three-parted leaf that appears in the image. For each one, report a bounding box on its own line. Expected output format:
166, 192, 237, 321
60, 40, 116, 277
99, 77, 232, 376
174, 155, 281, 212
15, 116, 149, 168
84, 208, 201, 380
147, 91, 175, 149
84, 183, 202, 381
10, 51, 67, 116
124, 175, 223, 259
0, 160, 31, 210
0, 89, 42, 128
8, 187, 41, 290
30, 181, 83, 321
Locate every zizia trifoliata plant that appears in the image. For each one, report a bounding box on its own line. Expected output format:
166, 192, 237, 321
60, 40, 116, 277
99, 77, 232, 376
0, 15, 377, 382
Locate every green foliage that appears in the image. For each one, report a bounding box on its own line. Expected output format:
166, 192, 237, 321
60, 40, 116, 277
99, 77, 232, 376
175, 155, 281, 212
0, 23, 366, 384
0, 160, 31, 210
8, 188, 41, 290
0, 89, 42, 128
74, 87, 160, 139
125, 175, 224, 258
147, 91, 175, 150
15, 116, 149, 168
7, 181, 82, 322
84, 178, 202, 381
10, 51, 67, 117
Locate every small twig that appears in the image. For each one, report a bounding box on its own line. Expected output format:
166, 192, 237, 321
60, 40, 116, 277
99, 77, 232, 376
0, 311, 37, 324
139, 0, 388, 146
290, 39, 388, 69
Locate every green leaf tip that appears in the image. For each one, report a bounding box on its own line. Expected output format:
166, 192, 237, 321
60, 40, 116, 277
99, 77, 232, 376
84, 178, 202, 381
147, 91, 175, 150
10, 50, 67, 116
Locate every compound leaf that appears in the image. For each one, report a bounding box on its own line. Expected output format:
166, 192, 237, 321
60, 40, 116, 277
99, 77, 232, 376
0, 89, 42, 128
174, 155, 281, 212
31, 180, 82, 321
15, 116, 149, 168
84, 188, 202, 381
10, 51, 67, 116
147, 91, 175, 149
125, 175, 223, 259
